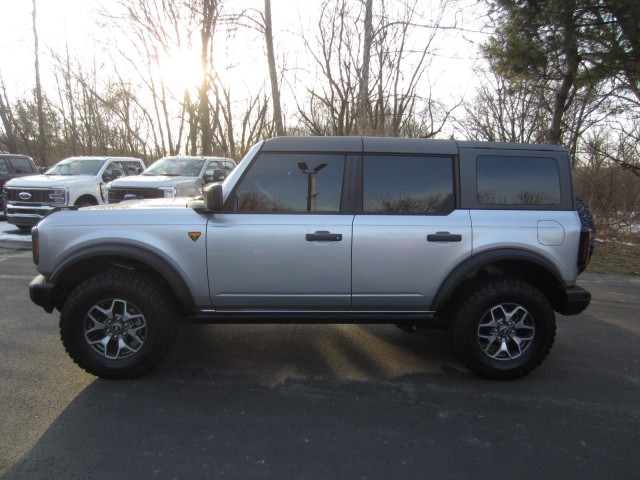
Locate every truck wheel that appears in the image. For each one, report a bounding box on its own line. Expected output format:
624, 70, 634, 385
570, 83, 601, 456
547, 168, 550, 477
60, 270, 178, 379
449, 279, 556, 380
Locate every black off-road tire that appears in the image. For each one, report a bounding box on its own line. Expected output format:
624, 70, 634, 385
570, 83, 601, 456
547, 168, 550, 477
60, 270, 179, 379
449, 279, 556, 380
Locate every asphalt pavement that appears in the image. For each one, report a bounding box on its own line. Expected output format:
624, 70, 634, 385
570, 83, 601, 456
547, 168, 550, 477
0, 219, 31, 249
0, 222, 639, 479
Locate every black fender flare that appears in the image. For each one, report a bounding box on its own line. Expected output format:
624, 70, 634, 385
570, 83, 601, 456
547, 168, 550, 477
431, 248, 566, 311
50, 244, 196, 312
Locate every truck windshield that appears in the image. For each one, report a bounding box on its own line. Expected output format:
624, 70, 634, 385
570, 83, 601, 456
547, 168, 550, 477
143, 157, 205, 177
46, 159, 105, 176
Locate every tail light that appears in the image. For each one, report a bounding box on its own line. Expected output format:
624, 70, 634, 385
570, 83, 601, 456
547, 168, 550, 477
577, 227, 591, 273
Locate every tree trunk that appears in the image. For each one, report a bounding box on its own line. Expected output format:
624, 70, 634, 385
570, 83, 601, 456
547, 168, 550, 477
546, 4, 578, 146
264, 0, 284, 136
0, 83, 18, 152
357, 0, 373, 134
32, 0, 47, 166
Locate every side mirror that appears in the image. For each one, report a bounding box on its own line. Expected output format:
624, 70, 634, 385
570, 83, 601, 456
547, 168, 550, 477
203, 183, 224, 211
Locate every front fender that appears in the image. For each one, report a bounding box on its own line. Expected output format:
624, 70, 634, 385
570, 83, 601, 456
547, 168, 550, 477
50, 244, 196, 312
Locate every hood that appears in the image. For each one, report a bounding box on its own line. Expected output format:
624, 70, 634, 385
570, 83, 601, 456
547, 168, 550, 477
5, 174, 96, 188
108, 175, 198, 188
83, 197, 194, 210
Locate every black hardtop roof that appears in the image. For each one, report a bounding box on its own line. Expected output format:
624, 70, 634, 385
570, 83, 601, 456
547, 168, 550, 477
260, 136, 567, 155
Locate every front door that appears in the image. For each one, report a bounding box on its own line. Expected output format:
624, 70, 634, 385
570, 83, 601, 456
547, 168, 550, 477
207, 152, 352, 308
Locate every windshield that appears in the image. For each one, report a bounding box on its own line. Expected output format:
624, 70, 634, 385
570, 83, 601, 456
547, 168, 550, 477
143, 157, 205, 177
45, 159, 105, 176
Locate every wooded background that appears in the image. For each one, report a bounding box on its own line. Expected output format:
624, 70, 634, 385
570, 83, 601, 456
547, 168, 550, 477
1, 0, 638, 237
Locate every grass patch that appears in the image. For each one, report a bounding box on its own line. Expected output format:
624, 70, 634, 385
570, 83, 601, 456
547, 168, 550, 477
586, 240, 640, 276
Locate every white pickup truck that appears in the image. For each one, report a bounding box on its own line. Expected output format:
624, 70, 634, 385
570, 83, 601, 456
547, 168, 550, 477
3, 156, 145, 230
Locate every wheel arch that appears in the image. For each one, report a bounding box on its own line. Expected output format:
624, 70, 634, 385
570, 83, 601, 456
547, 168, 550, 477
74, 194, 99, 206
49, 244, 195, 313
432, 248, 567, 315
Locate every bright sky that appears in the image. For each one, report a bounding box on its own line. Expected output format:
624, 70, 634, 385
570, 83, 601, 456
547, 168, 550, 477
0, 0, 486, 106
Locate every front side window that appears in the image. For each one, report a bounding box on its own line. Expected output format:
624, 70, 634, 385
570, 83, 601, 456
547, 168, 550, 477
204, 161, 226, 182
231, 153, 345, 212
105, 161, 125, 179
9, 157, 34, 174
363, 155, 454, 214
477, 156, 560, 205
0, 159, 8, 175
125, 161, 143, 175
223, 161, 235, 173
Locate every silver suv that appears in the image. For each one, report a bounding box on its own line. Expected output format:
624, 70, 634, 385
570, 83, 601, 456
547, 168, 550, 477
28, 137, 592, 380
105, 156, 235, 203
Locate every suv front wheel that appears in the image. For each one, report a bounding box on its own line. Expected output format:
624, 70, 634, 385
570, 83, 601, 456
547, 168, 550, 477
449, 279, 556, 380
60, 270, 179, 379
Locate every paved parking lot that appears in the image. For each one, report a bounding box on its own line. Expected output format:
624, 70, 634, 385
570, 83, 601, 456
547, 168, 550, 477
1, 229, 639, 479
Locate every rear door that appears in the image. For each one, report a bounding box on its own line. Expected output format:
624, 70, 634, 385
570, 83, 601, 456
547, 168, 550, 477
207, 151, 353, 308
352, 154, 472, 308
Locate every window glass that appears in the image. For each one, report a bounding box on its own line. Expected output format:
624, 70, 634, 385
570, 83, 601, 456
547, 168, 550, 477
8, 157, 34, 174
204, 161, 221, 176
0, 159, 8, 175
477, 156, 560, 205
363, 155, 454, 214
143, 157, 205, 176
233, 153, 345, 212
45, 159, 105, 175
125, 161, 143, 175
105, 162, 125, 178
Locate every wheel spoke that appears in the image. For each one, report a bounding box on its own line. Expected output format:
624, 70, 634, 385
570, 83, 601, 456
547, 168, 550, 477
84, 297, 147, 360
477, 302, 536, 361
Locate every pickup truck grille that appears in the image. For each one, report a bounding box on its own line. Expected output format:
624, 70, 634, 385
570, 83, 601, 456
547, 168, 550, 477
108, 187, 164, 203
5, 188, 53, 203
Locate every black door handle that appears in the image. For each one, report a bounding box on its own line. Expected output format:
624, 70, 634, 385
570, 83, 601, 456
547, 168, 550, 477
427, 232, 462, 242
306, 231, 343, 242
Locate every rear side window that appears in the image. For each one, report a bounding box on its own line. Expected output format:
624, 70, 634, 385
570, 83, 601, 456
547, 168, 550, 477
477, 156, 560, 205
363, 155, 454, 214
231, 153, 345, 212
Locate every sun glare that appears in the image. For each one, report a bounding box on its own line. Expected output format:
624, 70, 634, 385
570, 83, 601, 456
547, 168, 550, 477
158, 48, 203, 96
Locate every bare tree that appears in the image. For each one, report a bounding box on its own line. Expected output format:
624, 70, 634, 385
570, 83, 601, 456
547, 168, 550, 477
264, 0, 284, 136
297, 0, 456, 138
0, 75, 18, 153
32, 0, 47, 166
357, 0, 374, 132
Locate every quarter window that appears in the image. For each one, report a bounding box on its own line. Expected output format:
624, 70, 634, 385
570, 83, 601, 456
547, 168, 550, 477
363, 155, 454, 214
477, 156, 560, 205
232, 153, 345, 212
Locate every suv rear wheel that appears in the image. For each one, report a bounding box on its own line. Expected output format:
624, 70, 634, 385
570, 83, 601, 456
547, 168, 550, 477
60, 270, 179, 378
449, 279, 556, 379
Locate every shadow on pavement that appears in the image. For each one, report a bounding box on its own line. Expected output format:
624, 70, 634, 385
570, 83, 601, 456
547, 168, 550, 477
3, 321, 639, 479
